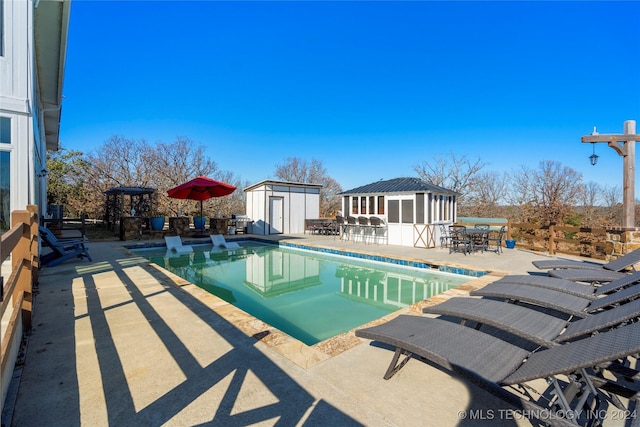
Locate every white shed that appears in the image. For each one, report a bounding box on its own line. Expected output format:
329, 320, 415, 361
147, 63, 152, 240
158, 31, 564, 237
245, 180, 322, 235
339, 177, 458, 248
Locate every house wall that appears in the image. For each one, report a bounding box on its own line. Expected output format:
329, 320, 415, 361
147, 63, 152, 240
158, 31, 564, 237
0, 0, 49, 229
245, 182, 320, 235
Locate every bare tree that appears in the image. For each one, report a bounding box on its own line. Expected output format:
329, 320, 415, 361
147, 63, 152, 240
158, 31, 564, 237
76, 135, 237, 219
465, 171, 509, 217
414, 154, 486, 207
602, 184, 622, 227
580, 181, 600, 227
143, 137, 219, 216
274, 157, 343, 217
509, 160, 583, 225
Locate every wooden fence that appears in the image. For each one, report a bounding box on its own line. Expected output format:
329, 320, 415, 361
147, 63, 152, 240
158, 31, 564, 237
1, 205, 38, 406
456, 218, 609, 260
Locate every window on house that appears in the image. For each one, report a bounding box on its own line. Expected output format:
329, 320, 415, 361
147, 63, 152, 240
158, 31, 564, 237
368, 196, 375, 214
377, 196, 384, 215
1, 117, 11, 232
351, 197, 358, 214
0, 0, 4, 57
360, 197, 366, 214
388, 200, 399, 223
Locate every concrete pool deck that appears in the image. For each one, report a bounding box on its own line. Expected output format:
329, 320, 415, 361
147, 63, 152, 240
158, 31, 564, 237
3, 234, 608, 426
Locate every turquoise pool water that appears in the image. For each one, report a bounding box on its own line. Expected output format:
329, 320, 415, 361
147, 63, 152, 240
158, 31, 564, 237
137, 242, 470, 345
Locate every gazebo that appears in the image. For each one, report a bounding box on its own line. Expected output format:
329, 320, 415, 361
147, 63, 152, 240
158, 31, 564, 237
104, 186, 156, 231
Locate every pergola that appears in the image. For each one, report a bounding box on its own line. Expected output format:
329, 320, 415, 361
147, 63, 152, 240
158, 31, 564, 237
104, 186, 156, 230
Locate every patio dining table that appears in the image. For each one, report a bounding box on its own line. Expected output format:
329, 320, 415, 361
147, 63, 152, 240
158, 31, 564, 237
465, 228, 490, 252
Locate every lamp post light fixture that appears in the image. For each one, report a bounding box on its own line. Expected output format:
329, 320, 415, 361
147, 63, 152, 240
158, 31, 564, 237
589, 143, 599, 166
582, 120, 639, 229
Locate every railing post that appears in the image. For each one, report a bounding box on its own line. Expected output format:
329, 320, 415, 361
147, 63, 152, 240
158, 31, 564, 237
11, 210, 33, 333
27, 205, 39, 286
549, 224, 556, 255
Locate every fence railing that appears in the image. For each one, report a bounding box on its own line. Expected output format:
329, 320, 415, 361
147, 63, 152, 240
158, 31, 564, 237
456, 218, 609, 260
1, 205, 38, 402
42, 216, 86, 239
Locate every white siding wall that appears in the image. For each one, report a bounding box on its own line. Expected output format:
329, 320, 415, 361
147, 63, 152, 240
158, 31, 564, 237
245, 182, 320, 235
0, 0, 48, 217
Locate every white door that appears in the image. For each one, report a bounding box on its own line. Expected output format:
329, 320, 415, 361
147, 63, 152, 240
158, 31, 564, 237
269, 197, 284, 234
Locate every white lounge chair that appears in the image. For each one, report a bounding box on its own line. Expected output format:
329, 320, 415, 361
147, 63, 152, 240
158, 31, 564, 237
211, 234, 240, 249
164, 236, 194, 254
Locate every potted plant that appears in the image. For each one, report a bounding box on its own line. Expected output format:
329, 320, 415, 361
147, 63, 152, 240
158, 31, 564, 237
150, 212, 166, 231
193, 216, 207, 230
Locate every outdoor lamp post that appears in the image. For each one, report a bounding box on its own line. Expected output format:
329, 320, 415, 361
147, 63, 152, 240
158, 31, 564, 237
582, 120, 639, 229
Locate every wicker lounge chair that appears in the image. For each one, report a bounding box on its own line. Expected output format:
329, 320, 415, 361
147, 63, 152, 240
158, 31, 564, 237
211, 234, 240, 249
164, 236, 194, 254
423, 296, 640, 347
547, 268, 627, 283
39, 226, 92, 267
356, 316, 640, 426
492, 271, 640, 299
532, 248, 640, 271
470, 281, 640, 318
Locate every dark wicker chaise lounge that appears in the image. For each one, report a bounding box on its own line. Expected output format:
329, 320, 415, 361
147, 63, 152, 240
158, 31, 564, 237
532, 248, 640, 271
356, 316, 640, 426
423, 297, 640, 347
492, 271, 640, 299
470, 281, 640, 318
547, 268, 627, 283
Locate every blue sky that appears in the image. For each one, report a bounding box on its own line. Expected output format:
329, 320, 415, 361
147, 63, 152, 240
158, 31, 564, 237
60, 1, 639, 193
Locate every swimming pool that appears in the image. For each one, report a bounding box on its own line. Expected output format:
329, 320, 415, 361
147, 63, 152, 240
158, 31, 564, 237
136, 242, 471, 345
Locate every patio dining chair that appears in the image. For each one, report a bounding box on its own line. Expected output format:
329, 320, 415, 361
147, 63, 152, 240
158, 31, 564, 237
369, 216, 386, 244
335, 215, 347, 240
346, 216, 358, 241
357, 216, 370, 243
448, 225, 472, 255
486, 226, 506, 254
438, 223, 451, 248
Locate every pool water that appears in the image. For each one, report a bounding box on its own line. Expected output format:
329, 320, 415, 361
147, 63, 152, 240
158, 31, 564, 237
138, 243, 470, 345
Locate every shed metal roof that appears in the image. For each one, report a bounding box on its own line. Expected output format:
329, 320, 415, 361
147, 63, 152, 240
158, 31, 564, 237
244, 179, 323, 192
340, 177, 457, 195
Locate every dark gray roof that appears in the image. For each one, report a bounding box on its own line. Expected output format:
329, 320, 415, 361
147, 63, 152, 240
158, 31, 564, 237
104, 186, 156, 196
339, 177, 457, 195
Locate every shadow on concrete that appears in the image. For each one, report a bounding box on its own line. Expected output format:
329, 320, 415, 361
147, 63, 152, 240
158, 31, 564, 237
8, 255, 362, 426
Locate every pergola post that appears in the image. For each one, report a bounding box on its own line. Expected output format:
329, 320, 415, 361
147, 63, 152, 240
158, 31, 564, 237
582, 120, 639, 229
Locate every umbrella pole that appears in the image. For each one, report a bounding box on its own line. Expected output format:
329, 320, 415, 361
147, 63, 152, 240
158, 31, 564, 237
200, 201, 204, 231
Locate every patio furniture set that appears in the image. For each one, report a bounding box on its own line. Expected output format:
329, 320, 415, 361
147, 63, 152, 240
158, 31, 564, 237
336, 215, 387, 244
356, 247, 640, 426
441, 223, 506, 255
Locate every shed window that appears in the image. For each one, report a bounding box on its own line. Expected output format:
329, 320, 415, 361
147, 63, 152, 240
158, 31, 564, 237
368, 196, 375, 214
388, 200, 399, 223
377, 196, 384, 215
360, 197, 366, 214
416, 193, 424, 224
351, 197, 358, 214
402, 200, 413, 223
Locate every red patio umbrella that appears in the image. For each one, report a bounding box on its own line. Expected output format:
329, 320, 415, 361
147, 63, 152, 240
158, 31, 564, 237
167, 176, 236, 228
